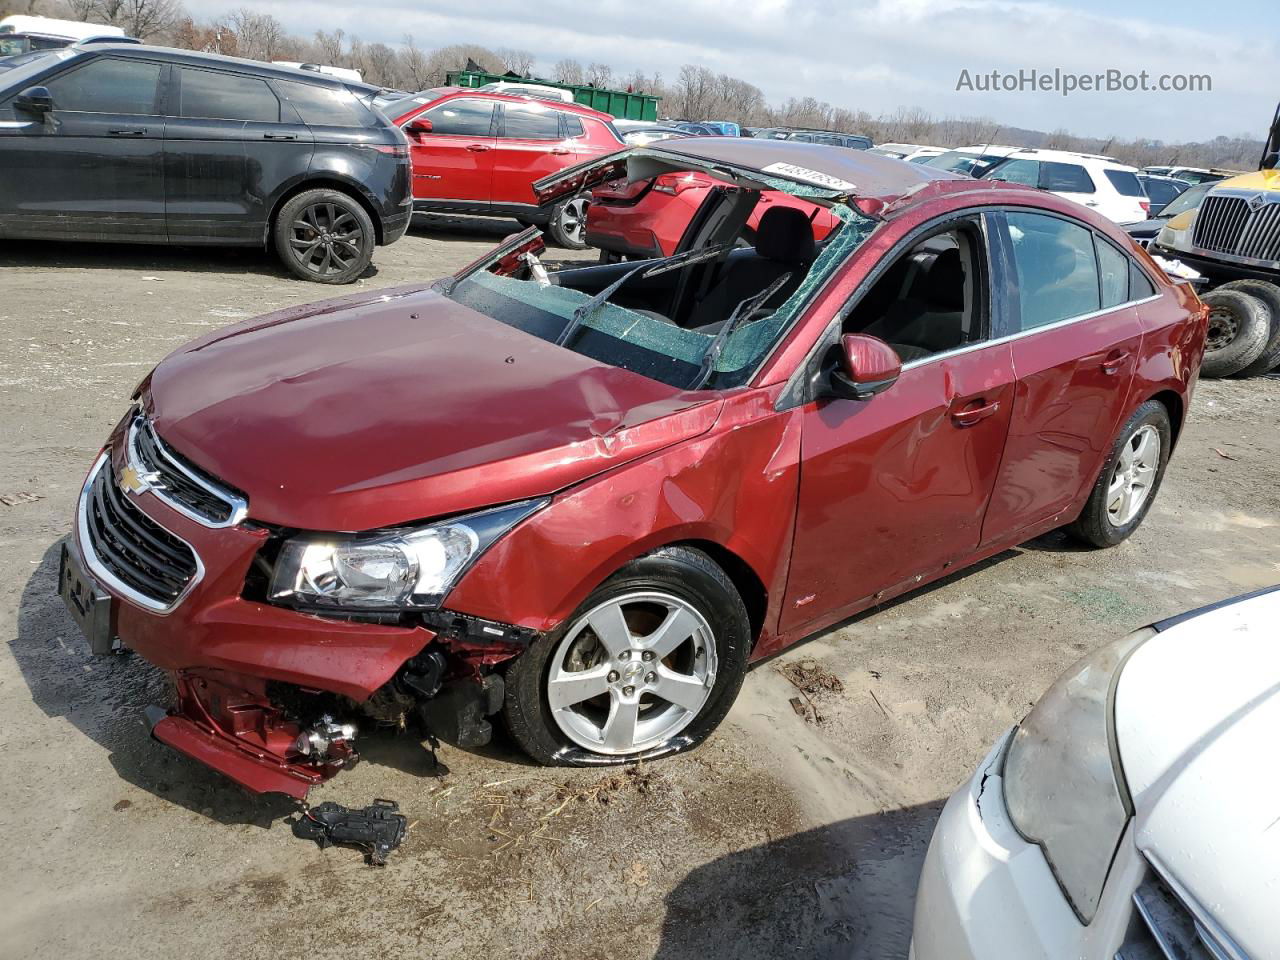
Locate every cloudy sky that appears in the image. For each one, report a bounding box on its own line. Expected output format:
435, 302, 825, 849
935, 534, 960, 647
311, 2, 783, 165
186, 0, 1276, 143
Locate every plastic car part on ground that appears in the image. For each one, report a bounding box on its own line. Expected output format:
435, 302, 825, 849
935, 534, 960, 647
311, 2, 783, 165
291, 799, 408, 865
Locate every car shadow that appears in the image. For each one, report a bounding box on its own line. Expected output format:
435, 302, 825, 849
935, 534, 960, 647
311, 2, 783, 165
410, 212, 528, 243
655, 800, 944, 960
0, 238, 379, 282
11, 540, 418, 826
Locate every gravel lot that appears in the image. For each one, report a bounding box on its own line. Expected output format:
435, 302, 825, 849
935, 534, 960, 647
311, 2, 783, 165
3, 219, 1278, 960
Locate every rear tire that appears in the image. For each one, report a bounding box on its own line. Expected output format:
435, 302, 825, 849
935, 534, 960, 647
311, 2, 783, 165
1068, 400, 1172, 548
273, 188, 375, 285
547, 197, 590, 249
1216, 280, 1280, 376
1199, 289, 1269, 377
502, 546, 751, 766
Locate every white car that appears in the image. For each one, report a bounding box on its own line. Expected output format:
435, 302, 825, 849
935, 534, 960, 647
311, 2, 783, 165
981, 148, 1151, 224
477, 81, 574, 103
911, 587, 1280, 960
921, 144, 1024, 178
870, 143, 946, 163
0, 14, 127, 55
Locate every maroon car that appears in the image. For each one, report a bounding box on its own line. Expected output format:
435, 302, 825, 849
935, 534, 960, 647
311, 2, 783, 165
60, 139, 1206, 798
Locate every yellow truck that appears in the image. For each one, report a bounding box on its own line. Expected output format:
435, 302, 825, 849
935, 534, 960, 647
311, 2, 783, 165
1149, 103, 1280, 376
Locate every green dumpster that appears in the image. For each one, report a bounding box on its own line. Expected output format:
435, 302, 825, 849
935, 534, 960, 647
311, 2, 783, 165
446, 70, 660, 122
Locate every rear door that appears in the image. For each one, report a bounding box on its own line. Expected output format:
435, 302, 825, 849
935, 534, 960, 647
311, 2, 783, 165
489, 101, 574, 208
164, 65, 310, 244
980, 210, 1145, 542
406, 97, 496, 204
1039, 161, 1102, 215
0, 54, 166, 241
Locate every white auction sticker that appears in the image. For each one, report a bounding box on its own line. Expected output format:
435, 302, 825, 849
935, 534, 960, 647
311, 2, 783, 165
760, 162, 857, 192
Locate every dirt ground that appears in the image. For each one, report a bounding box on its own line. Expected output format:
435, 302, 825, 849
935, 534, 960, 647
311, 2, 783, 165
2, 218, 1278, 960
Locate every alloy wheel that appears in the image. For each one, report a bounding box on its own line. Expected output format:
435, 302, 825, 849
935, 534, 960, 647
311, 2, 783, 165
288, 202, 365, 278
558, 198, 589, 246
547, 591, 717, 755
1107, 424, 1160, 526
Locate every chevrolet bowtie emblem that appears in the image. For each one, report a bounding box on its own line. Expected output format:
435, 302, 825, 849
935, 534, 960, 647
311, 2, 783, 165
119, 464, 162, 494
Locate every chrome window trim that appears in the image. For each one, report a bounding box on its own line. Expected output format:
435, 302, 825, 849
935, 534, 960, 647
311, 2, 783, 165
126, 416, 248, 528
76, 452, 205, 615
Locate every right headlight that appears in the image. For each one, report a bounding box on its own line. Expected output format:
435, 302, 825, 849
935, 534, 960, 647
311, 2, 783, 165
1003, 626, 1157, 923
1156, 221, 1191, 252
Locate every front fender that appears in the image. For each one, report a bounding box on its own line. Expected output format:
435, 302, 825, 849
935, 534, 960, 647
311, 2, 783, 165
444, 389, 803, 651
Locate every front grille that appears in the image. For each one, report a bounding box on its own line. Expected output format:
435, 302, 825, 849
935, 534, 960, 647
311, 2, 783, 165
82, 459, 199, 610
1192, 194, 1280, 264
128, 417, 247, 527
1117, 867, 1244, 960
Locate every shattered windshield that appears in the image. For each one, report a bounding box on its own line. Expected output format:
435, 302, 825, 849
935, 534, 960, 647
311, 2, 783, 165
443, 199, 876, 391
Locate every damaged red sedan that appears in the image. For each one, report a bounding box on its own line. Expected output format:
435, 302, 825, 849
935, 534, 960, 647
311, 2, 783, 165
60, 139, 1206, 798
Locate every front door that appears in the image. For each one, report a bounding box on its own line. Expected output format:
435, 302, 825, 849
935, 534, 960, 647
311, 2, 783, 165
0, 54, 166, 242
406, 98, 496, 205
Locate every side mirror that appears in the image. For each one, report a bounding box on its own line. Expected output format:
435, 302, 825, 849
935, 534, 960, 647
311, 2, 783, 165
405, 116, 432, 135
14, 85, 53, 116
824, 334, 902, 400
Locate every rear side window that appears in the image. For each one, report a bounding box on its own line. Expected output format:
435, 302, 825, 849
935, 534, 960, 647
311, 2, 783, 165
180, 68, 279, 122
500, 103, 559, 140
1104, 169, 1144, 197
1041, 162, 1095, 193
44, 57, 161, 115
1130, 262, 1157, 299
562, 114, 584, 138
423, 99, 494, 136
1096, 239, 1130, 308
276, 80, 371, 127
1006, 212, 1101, 330
987, 158, 1040, 186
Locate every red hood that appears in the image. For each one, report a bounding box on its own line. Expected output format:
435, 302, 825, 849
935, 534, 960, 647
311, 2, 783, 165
145, 287, 721, 531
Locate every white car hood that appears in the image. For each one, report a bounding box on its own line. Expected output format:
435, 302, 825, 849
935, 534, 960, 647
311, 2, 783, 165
1115, 588, 1280, 959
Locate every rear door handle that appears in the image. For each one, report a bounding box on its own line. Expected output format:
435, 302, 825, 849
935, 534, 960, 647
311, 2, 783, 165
950, 398, 1001, 428
466, 143, 491, 152
263, 132, 297, 141
109, 128, 146, 136
550, 147, 571, 155
1102, 350, 1130, 375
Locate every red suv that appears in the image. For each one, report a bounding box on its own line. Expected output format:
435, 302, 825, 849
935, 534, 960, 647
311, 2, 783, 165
587, 169, 841, 261
61, 139, 1205, 798
388, 90, 622, 247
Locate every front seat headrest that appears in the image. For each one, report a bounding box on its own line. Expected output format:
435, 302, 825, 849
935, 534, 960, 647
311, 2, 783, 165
923, 248, 966, 310
754, 206, 817, 264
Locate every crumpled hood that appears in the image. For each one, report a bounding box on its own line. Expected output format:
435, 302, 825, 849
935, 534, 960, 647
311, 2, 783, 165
1115, 588, 1280, 960
145, 286, 721, 530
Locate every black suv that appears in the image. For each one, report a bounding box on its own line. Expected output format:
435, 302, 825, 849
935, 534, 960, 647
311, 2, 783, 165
0, 45, 411, 283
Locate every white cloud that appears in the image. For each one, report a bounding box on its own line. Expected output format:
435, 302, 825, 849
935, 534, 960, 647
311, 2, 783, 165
186, 0, 1277, 142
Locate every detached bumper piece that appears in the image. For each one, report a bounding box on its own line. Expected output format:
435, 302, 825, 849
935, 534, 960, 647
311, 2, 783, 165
291, 800, 407, 866
147, 673, 357, 800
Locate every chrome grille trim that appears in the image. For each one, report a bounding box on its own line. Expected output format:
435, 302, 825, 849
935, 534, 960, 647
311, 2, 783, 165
1190, 190, 1280, 270
1117, 855, 1249, 960
126, 416, 248, 528
77, 453, 204, 614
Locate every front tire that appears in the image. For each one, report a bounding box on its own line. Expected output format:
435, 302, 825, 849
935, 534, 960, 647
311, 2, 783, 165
502, 546, 751, 765
274, 188, 375, 284
1068, 400, 1172, 548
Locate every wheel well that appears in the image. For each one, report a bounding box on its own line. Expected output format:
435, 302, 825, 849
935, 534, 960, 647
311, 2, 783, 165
676, 540, 768, 645
267, 180, 383, 246
1150, 389, 1184, 445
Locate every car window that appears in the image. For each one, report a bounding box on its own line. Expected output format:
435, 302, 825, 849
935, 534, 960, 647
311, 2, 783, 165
1130, 262, 1156, 299
1006, 212, 1101, 330
1142, 179, 1182, 208
500, 103, 559, 140
423, 99, 494, 136
275, 80, 372, 127
1103, 169, 1144, 197
44, 57, 161, 115
1159, 182, 1211, 218
987, 158, 1040, 186
1096, 239, 1129, 308
179, 68, 279, 122
562, 114, 584, 138
1040, 162, 1095, 194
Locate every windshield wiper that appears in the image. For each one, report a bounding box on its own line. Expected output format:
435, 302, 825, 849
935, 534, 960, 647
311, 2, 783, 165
555, 243, 732, 348
687, 271, 794, 390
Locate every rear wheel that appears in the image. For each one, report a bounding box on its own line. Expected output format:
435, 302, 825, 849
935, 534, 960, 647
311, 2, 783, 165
1068, 400, 1172, 548
502, 546, 751, 765
274, 188, 375, 284
1199, 289, 1269, 377
1216, 280, 1280, 376
547, 197, 590, 249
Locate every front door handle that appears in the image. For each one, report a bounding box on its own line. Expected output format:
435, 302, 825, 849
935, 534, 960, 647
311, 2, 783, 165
466, 143, 491, 152
1102, 350, 1130, 375
109, 128, 146, 136
263, 132, 297, 141
950, 398, 1001, 428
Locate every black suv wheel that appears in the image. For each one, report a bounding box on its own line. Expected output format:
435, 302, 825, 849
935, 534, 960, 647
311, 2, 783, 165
274, 189, 375, 284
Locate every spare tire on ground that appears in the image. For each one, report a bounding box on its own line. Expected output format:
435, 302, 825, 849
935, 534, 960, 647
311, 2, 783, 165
1215, 280, 1280, 376
1199, 289, 1271, 377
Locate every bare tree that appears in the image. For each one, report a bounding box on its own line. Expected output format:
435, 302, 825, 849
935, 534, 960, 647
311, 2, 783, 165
585, 61, 612, 87
312, 29, 345, 65
400, 34, 430, 90
497, 47, 535, 76
552, 57, 584, 84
